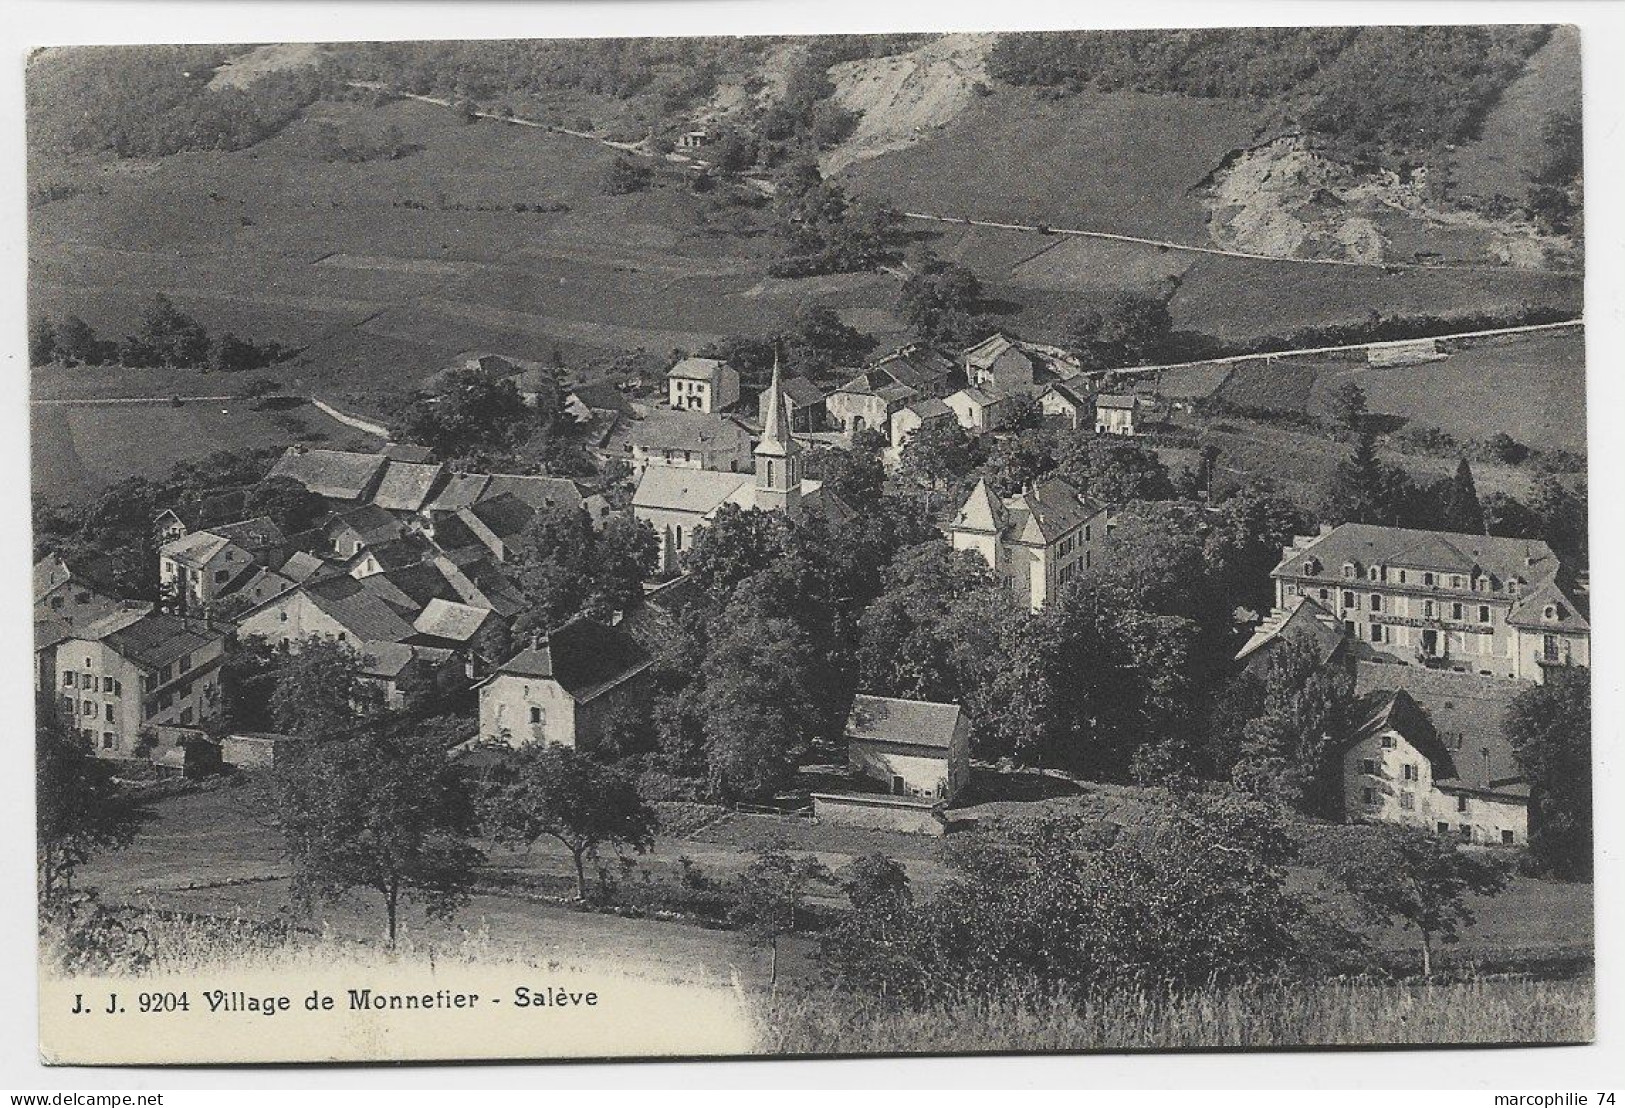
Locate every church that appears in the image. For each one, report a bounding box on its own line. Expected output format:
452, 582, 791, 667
632, 357, 853, 571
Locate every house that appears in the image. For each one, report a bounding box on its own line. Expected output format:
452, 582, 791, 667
371, 460, 447, 515
322, 504, 407, 561
844, 694, 971, 802
565, 380, 638, 446
826, 371, 918, 438
410, 597, 492, 649
153, 490, 251, 544
666, 356, 740, 413
963, 333, 1036, 396
1094, 393, 1142, 436
1340, 664, 1530, 845
208, 516, 288, 567
626, 409, 754, 474
1269, 523, 1589, 683
476, 617, 654, 751
1038, 380, 1094, 430
237, 572, 419, 650
633, 360, 854, 570
945, 387, 1005, 433
455, 493, 536, 564
756, 374, 825, 433
147, 723, 220, 778
53, 609, 228, 760
948, 477, 1108, 611
1235, 594, 1349, 676
158, 530, 258, 610
35, 553, 122, 623
677, 128, 709, 149
889, 397, 956, 450
357, 642, 457, 710
871, 344, 956, 397
266, 447, 389, 504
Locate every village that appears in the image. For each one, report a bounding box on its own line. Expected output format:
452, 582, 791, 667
34, 321, 1590, 864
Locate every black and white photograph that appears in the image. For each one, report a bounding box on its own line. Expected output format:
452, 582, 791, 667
16, 8, 1609, 1077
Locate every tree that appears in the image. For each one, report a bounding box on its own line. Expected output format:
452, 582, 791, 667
29, 317, 57, 365
605, 156, 653, 194
1436, 457, 1485, 535
127, 293, 211, 368
1056, 435, 1175, 502
898, 419, 985, 505
269, 637, 381, 742
1507, 673, 1591, 878
899, 259, 986, 344
244, 476, 328, 535
389, 363, 532, 459
698, 607, 820, 800
54, 315, 103, 365
684, 505, 789, 598
1069, 291, 1173, 369
807, 430, 886, 511
1325, 381, 1368, 434
1315, 825, 1509, 976
1230, 640, 1354, 816
480, 744, 658, 900
729, 847, 834, 987
36, 694, 146, 898
272, 727, 483, 946
1322, 433, 1423, 527
779, 302, 876, 374
839, 852, 912, 913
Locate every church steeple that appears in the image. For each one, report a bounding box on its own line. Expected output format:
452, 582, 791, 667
754, 350, 802, 518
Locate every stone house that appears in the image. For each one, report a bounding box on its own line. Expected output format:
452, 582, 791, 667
476, 617, 654, 752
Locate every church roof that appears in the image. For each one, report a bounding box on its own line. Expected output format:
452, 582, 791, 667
632, 467, 753, 515
756, 356, 803, 459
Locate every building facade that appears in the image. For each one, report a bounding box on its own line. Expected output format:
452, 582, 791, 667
626, 409, 754, 475
844, 694, 971, 802
948, 477, 1108, 611
666, 356, 740, 413
476, 618, 654, 751
1270, 524, 1589, 683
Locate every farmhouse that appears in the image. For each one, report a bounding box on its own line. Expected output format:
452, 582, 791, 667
889, 397, 955, 449
356, 641, 458, 710
323, 505, 406, 560
844, 694, 971, 802
756, 374, 825, 433
267, 447, 389, 504
666, 356, 740, 413
153, 490, 251, 544
476, 617, 654, 751
54, 609, 227, 760
371, 460, 448, 514
1340, 664, 1530, 846
159, 530, 259, 610
948, 477, 1108, 611
963, 333, 1036, 396
1094, 393, 1143, 436
1269, 524, 1589, 683
871, 344, 957, 397
627, 409, 754, 474
945, 387, 1005, 433
826, 370, 918, 438
1038, 380, 1094, 430
35, 553, 122, 623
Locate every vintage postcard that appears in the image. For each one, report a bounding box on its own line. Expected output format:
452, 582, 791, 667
28, 24, 1592, 1066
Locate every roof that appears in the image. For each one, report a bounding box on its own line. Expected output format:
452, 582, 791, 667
279, 550, 330, 583
1272, 524, 1562, 589
948, 387, 998, 408
328, 504, 405, 547
267, 448, 388, 501
412, 598, 490, 643
97, 612, 223, 671
479, 474, 583, 513
1095, 393, 1138, 410
1507, 580, 1590, 632
778, 376, 826, 407
371, 461, 447, 513
210, 516, 286, 552
1348, 666, 1530, 797
382, 443, 435, 463
160, 530, 234, 569
951, 478, 1007, 535
463, 492, 536, 542
425, 473, 492, 514
845, 694, 963, 751
1005, 478, 1104, 545
873, 344, 955, 391
350, 534, 432, 573
491, 617, 653, 701
875, 382, 919, 405
1236, 595, 1347, 666
631, 409, 751, 454
962, 333, 1019, 368
900, 397, 954, 420
1042, 380, 1093, 408
301, 575, 419, 643
632, 467, 753, 515
157, 489, 250, 532
569, 380, 637, 418
668, 356, 729, 382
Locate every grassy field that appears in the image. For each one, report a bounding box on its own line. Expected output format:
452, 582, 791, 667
757, 976, 1594, 1054
1450, 26, 1582, 202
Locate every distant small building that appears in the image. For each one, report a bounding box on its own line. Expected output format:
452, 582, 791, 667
1038, 381, 1093, 430
677, 129, 710, 149
963, 333, 1036, 397
756, 374, 825, 433
159, 531, 258, 610
267, 447, 390, 504
667, 356, 740, 414
1235, 594, 1349, 676
627, 409, 754, 475
889, 397, 955, 450
945, 387, 1005, 433
844, 694, 971, 803
476, 617, 654, 752
1094, 393, 1142, 436
827, 372, 918, 439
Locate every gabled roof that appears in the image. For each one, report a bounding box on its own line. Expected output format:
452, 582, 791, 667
491, 617, 653, 702
845, 694, 963, 751
382, 442, 436, 463
778, 375, 826, 407
951, 478, 1007, 535
301, 575, 419, 643
371, 461, 447, 513
1353, 664, 1529, 796
267, 448, 388, 501
1346, 688, 1454, 770
425, 473, 492, 514
1006, 478, 1103, 545
948, 387, 998, 408
1095, 393, 1138, 410
1236, 595, 1346, 665
668, 356, 729, 382
631, 409, 751, 453
1507, 580, 1590, 633
210, 516, 286, 552
632, 467, 753, 515
479, 474, 584, 513
349, 534, 432, 573
462, 492, 535, 542
962, 332, 1019, 368
568, 380, 636, 417
1272, 524, 1561, 589
874, 382, 919, 405
412, 598, 490, 643
873, 345, 955, 391
160, 530, 235, 569
327, 504, 405, 548
900, 397, 954, 420
279, 550, 331, 584
1042, 380, 1093, 408
97, 612, 224, 671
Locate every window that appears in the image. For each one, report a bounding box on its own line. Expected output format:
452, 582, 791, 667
1479, 605, 1491, 624
1398, 570, 1408, 584
1437, 822, 1451, 835
1501, 830, 1514, 845
1362, 788, 1378, 806
1360, 759, 1378, 775
1399, 792, 1415, 811
1457, 824, 1471, 841
101, 733, 115, 750
104, 704, 114, 722
1344, 620, 1355, 636
279, 611, 289, 623
1319, 588, 1330, 601
1342, 591, 1356, 609
1423, 600, 1435, 619
1369, 624, 1384, 644
1380, 735, 1395, 750
529, 707, 543, 725
62, 672, 74, 688
178, 654, 191, 673
1370, 594, 1383, 612
1451, 575, 1463, 588
1342, 563, 1356, 579
1403, 764, 1418, 782
82, 700, 94, 716
1368, 566, 1381, 581
1457, 795, 1469, 814
1423, 572, 1435, 586
1451, 603, 1464, 621
102, 676, 113, 693
82, 672, 94, 688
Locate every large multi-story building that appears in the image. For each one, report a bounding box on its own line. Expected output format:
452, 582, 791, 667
1269, 523, 1589, 683
53, 609, 228, 760
947, 477, 1108, 611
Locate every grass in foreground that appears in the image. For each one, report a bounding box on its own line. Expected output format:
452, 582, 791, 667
756, 977, 1595, 1055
